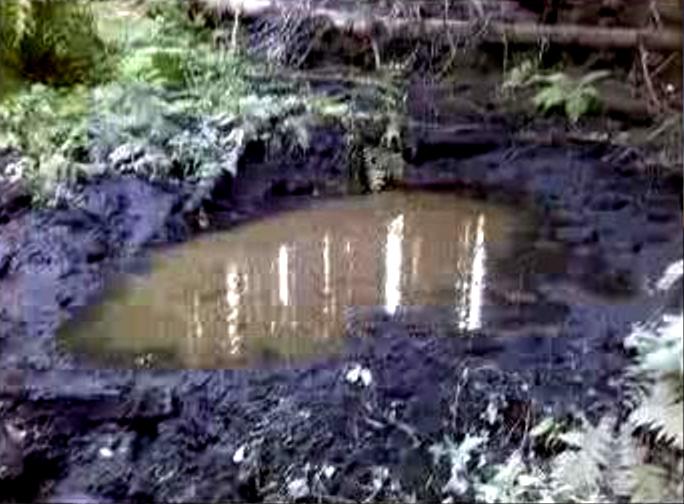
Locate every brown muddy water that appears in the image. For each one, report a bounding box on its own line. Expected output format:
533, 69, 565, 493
59, 191, 532, 368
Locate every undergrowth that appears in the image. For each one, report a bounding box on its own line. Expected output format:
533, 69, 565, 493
0, 0, 349, 203
503, 56, 609, 123
0, 0, 113, 86
430, 310, 684, 503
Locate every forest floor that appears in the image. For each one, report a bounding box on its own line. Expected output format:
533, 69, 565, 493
0, 1, 682, 502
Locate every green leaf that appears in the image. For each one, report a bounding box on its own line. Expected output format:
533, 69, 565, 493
533, 86, 566, 112
565, 92, 592, 123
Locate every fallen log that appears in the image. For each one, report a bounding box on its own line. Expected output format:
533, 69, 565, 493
213, 1, 682, 52
310, 8, 683, 52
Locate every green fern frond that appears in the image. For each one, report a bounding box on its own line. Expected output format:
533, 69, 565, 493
551, 416, 615, 496
0, 0, 111, 86
629, 380, 683, 449
626, 315, 684, 377
606, 425, 642, 499
625, 314, 683, 450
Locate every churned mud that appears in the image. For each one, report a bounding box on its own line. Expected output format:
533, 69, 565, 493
0, 93, 682, 501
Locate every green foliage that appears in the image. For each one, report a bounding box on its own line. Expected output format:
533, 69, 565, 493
502, 57, 540, 92
503, 58, 610, 123
118, 47, 188, 86
530, 71, 610, 123
0, 0, 112, 86
626, 314, 683, 449
1, 0, 251, 196
548, 415, 614, 499
89, 83, 181, 160
178, 50, 249, 114
460, 311, 683, 504
0, 84, 90, 192
430, 435, 487, 495
0, 0, 355, 202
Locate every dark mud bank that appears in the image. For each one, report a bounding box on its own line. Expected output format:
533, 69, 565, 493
0, 124, 682, 502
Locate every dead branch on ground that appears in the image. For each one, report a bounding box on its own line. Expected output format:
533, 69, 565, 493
229, 3, 682, 52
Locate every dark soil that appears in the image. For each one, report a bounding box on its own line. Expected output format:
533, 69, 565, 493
0, 85, 682, 502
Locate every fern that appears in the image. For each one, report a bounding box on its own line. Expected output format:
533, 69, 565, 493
626, 314, 684, 449
0, 83, 89, 193
605, 425, 642, 500
617, 313, 683, 502
0, 0, 112, 86
472, 314, 683, 504
550, 415, 614, 498
475, 450, 550, 503
430, 434, 487, 496
629, 381, 683, 449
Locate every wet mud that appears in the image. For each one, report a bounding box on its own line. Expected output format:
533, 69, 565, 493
0, 108, 681, 501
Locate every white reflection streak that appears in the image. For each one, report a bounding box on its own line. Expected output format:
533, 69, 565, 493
225, 264, 241, 355
192, 290, 203, 339
456, 221, 472, 330
323, 233, 333, 338
467, 214, 486, 330
384, 214, 404, 315
278, 244, 289, 306
411, 237, 422, 287
323, 233, 331, 309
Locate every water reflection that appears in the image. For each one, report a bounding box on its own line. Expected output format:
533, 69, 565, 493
468, 214, 487, 331
60, 192, 522, 368
384, 214, 404, 315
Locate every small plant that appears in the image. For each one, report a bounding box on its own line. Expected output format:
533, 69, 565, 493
503, 59, 610, 123
530, 70, 610, 123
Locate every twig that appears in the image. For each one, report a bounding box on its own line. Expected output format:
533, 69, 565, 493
639, 43, 661, 112
651, 52, 677, 79
646, 114, 679, 142
649, 0, 662, 27
450, 367, 469, 432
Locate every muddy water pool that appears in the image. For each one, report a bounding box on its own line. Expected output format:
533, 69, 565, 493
59, 191, 535, 367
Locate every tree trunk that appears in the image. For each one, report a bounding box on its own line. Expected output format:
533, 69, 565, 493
226, 2, 682, 52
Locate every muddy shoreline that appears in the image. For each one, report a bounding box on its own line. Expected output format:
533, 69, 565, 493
0, 116, 682, 501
